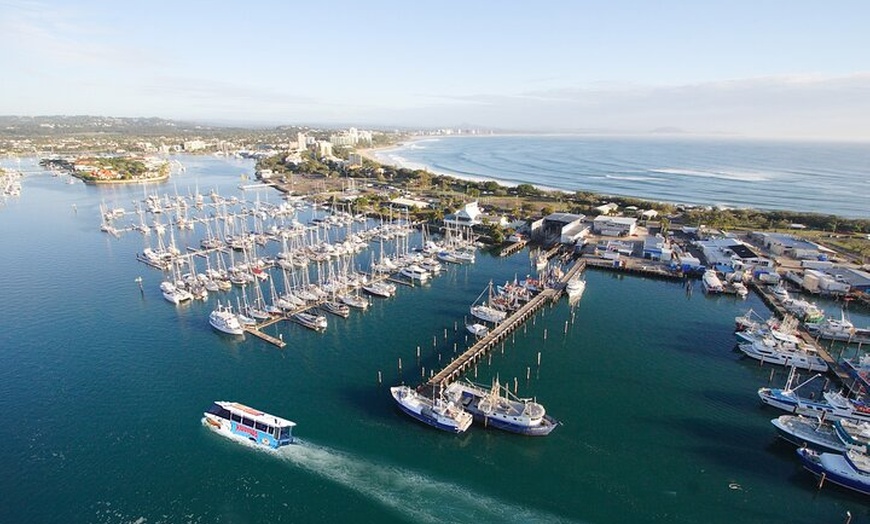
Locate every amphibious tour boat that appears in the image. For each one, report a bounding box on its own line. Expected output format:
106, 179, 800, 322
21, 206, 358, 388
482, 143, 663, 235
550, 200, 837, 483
203, 401, 296, 449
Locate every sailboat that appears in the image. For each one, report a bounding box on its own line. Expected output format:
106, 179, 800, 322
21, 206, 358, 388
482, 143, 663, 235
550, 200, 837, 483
470, 281, 507, 324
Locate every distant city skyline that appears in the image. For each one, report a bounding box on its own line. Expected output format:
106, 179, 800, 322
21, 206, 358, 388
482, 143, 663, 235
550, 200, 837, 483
2, 0, 869, 140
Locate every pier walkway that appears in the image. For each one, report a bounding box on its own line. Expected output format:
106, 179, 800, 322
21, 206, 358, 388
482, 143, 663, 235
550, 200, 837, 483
424, 260, 586, 392
243, 325, 287, 348
499, 239, 528, 257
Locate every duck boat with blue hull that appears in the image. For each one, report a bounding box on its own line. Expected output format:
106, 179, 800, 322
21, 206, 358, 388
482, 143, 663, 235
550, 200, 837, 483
390, 385, 472, 434
203, 401, 296, 449
797, 447, 870, 496
444, 380, 559, 436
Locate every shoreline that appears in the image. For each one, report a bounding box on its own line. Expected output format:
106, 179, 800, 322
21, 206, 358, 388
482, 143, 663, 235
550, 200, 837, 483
360, 138, 870, 219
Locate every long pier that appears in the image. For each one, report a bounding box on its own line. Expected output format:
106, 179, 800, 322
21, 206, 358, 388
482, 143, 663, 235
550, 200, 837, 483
424, 260, 586, 392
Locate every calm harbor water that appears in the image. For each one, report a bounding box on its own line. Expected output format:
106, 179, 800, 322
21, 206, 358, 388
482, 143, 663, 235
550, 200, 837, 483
375, 135, 870, 219
1, 155, 869, 523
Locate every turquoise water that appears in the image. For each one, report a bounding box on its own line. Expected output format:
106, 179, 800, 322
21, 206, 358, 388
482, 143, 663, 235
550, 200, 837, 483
1, 155, 869, 523
375, 136, 870, 218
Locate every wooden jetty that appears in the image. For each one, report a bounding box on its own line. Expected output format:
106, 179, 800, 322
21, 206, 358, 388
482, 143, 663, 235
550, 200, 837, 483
243, 326, 287, 348
499, 239, 528, 257
424, 260, 586, 392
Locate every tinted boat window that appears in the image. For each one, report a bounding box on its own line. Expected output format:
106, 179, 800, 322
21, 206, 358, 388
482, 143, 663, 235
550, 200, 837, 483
231, 413, 242, 423
255, 422, 270, 432
241, 417, 254, 427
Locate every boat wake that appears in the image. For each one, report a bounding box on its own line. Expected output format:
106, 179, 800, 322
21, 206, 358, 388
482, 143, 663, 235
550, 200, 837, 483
274, 440, 576, 524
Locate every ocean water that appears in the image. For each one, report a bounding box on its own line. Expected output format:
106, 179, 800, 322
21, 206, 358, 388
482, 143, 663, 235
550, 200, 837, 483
374, 135, 870, 218
1, 155, 869, 523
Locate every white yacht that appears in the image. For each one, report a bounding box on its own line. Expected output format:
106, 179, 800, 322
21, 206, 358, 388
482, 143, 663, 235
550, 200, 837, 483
209, 304, 245, 335
399, 264, 431, 282
160, 281, 192, 304
701, 270, 724, 293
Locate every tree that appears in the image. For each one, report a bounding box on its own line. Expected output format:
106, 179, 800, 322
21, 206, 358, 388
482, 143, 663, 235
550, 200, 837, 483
516, 183, 539, 197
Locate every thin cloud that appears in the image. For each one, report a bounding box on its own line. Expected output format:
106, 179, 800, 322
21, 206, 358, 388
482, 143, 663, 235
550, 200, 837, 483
0, 0, 163, 68
142, 77, 318, 105
400, 74, 870, 139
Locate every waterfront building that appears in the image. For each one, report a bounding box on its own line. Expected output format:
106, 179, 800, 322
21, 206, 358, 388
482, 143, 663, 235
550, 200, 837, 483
390, 197, 430, 209
751, 232, 826, 260
642, 234, 673, 261
536, 212, 588, 244
592, 216, 637, 237
694, 238, 768, 272
445, 201, 482, 227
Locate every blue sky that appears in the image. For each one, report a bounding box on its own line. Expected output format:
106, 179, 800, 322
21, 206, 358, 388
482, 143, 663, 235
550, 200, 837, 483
2, 0, 869, 138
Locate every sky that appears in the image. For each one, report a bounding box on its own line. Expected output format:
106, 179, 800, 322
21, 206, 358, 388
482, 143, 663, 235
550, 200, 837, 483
2, 0, 870, 139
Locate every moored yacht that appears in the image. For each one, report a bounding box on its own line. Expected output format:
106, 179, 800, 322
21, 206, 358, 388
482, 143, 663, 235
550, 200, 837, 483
466, 323, 489, 338
292, 311, 328, 332
320, 300, 350, 318
399, 264, 431, 283
160, 281, 193, 304
209, 303, 245, 335
565, 278, 586, 301
701, 269, 724, 293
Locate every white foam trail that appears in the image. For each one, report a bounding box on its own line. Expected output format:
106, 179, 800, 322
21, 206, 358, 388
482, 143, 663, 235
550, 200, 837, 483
274, 441, 577, 524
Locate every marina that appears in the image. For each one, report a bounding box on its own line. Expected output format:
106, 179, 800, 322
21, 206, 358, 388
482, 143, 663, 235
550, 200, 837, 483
2, 154, 870, 523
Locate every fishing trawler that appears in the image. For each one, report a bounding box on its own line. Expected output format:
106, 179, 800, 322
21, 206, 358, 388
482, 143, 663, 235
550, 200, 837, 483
390, 385, 472, 433
444, 379, 559, 436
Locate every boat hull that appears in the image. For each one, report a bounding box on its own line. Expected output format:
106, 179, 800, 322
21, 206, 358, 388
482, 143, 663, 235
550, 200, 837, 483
390, 386, 471, 433
447, 383, 558, 436
394, 399, 466, 433
797, 448, 870, 496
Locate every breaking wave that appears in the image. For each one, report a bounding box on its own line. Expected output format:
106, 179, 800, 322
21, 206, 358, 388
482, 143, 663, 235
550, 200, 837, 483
649, 168, 773, 182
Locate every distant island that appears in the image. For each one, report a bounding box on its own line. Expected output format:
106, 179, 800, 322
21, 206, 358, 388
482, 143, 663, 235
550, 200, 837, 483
40, 156, 169, 184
